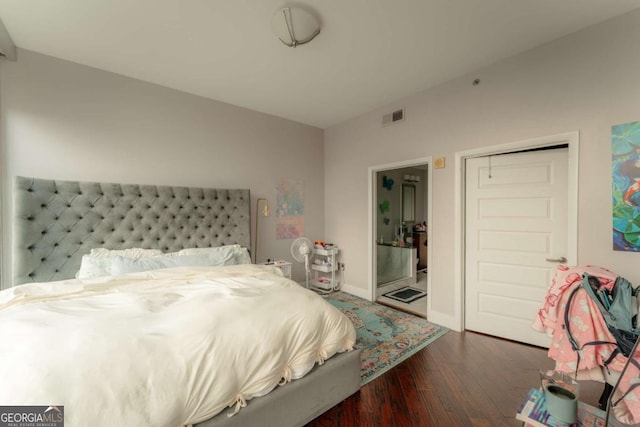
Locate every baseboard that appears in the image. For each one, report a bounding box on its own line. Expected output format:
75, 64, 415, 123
427, 309, 459, 331
339, 283, 371, 300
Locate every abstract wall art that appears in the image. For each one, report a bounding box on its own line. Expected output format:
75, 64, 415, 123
276, 179, 304, 240
612, 120, 640, 251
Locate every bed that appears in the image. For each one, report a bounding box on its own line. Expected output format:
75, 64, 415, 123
533, 264, 640, 425
2, 176, 361, 427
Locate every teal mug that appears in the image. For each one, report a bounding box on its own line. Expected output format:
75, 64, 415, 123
544, 384, 578, 424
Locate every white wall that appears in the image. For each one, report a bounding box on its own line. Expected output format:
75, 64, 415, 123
0, 49, 324, 287
325, 9, 640, 327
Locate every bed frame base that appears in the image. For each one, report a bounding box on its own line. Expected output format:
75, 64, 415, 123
197, 349, 361, 427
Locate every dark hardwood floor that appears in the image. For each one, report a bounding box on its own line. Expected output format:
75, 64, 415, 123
306, 330, 605, 427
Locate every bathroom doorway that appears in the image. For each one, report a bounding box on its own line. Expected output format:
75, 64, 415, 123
369, 158, 432, 318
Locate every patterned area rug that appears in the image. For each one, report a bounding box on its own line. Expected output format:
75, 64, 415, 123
324, 291, 449, 385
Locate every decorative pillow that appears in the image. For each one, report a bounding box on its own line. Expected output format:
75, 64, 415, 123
76, 248, 163, 279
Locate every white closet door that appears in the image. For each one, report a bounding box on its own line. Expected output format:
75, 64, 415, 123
464, 148, 568, 347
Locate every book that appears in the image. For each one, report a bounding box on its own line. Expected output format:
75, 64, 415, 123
516, 388, 618, 427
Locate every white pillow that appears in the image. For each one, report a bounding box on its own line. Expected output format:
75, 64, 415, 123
76, 248, 163, 279
169, 245, 252, 265
88, 248, 163, 259
109, 247, 251, 276
109, 254, 217, 276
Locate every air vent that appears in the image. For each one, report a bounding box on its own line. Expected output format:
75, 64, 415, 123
382, 108, 405, 126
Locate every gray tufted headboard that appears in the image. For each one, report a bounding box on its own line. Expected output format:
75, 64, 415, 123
14, 176, 251, 285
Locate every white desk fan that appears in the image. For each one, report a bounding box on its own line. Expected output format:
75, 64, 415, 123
290, 237, 315, 288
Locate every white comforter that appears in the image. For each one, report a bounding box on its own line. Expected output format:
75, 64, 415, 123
0, 264, 356, 427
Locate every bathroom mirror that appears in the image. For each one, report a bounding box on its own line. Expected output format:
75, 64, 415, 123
402, 184, 415, 222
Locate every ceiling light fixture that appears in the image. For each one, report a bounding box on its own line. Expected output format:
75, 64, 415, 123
271, 7, 320, 48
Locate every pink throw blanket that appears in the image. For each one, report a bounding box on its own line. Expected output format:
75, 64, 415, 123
533, 265, 640, 424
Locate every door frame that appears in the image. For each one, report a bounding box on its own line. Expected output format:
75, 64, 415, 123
368, 156, 434, 311
453, 131, 579, 332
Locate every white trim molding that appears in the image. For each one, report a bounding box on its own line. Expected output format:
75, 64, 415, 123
340, 283, 371, 300
453, 131, 579, 332
368, 156, 433, 315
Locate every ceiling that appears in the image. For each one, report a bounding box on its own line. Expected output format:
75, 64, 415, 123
1, 0, 639, 129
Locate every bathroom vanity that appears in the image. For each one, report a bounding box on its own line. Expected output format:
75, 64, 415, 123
376, 242, 417, 287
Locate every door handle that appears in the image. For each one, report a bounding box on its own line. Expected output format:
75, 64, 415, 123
545, 256, 567, 263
